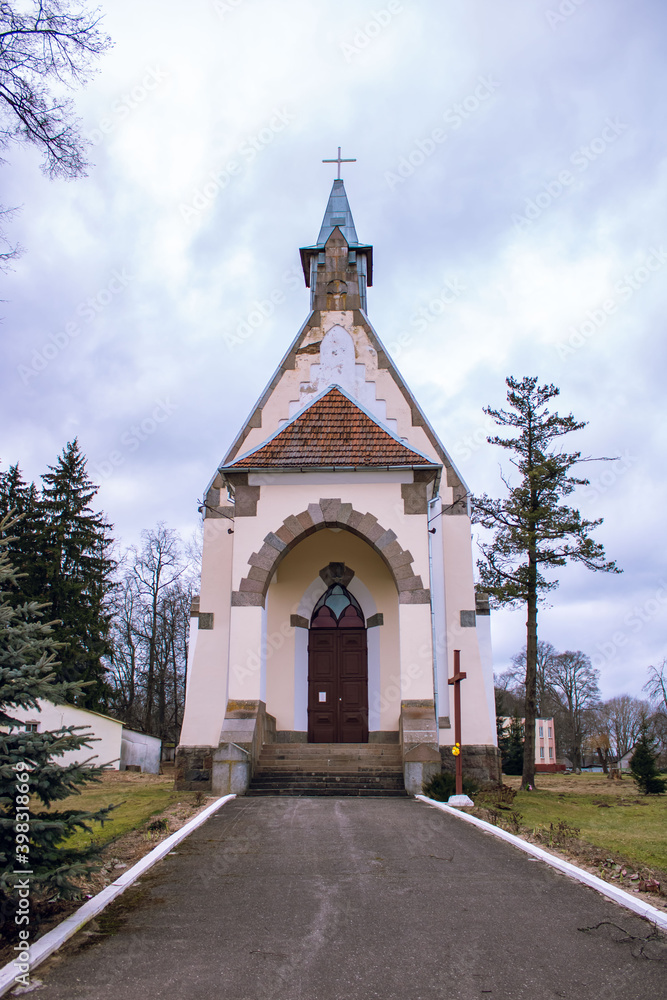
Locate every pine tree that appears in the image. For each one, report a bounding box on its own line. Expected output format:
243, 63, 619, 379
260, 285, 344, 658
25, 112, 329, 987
472, 377, 620, 789
38, 441, 115, 708
0, 515, 115, 936
629, 724, 666, 795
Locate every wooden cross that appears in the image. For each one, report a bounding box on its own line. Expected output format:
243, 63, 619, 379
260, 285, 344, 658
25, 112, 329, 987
448, 649, 467, 795
322, 146, 356, 180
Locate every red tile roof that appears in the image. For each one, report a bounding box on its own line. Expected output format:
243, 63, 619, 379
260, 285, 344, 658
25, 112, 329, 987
227, 387, 436, 468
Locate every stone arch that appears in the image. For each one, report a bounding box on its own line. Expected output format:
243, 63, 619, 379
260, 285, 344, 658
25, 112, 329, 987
231, 498, 430, 607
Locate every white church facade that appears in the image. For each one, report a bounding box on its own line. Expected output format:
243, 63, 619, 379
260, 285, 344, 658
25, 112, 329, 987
176, 177, 500, 795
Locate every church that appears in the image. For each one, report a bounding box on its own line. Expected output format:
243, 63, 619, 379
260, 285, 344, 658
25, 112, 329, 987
176, 163, 500, 795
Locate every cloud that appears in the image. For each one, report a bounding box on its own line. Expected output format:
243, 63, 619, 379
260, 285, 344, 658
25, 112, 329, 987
1, 0, 665, 699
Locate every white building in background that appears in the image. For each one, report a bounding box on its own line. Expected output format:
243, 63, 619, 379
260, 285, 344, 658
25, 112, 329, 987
10, 699, 162, 774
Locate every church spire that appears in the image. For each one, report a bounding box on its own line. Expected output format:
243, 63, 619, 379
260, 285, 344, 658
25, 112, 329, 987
316, 178, 359, 247
299, 179, 373, 313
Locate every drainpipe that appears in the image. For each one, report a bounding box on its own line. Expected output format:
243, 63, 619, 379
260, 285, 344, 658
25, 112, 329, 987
427, 495, 440, 727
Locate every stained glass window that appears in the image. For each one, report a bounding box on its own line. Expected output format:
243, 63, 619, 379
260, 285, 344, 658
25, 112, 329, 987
311, 584, 365, 628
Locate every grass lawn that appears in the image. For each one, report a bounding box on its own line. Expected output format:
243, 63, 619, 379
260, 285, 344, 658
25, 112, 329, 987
501, 773, 667, 873
43, 771, 191, 851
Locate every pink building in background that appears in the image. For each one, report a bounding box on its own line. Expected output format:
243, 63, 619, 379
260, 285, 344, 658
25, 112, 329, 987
534, 717, 563, 772
500, 716, 565, 772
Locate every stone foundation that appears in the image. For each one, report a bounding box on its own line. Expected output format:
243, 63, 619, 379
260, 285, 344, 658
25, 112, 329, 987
211, 700, 275, 796
439, 744, 502, 786
176, 700, 276, 793
400, 700, 441, 795
174, 746, 213, 791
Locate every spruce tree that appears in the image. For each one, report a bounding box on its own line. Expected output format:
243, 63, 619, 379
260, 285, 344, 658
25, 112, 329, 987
629, 723, 666, 795
472, 377, 620, 789
502, 714, 525, 776
0, 463, 42, 606
38, 441, 115, 708
0, 516, 114, 934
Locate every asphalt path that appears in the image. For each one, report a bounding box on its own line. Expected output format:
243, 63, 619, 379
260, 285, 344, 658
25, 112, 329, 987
27, 797, 666, 1000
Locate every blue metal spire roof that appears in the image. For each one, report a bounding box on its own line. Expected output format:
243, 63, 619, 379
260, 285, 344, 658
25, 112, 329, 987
315, 179, 360, 247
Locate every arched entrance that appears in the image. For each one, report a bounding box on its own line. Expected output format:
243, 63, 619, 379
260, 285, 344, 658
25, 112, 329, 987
307, 583, 368, 743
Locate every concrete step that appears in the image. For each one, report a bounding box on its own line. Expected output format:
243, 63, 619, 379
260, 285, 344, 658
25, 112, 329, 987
256, 760, 403, 778
257, 744, 403, 773
258, 747, 401, 754
248, 768, 406, 797
250, 742, 406, 796
246, 787, 408, 797
250, 775, 406, 787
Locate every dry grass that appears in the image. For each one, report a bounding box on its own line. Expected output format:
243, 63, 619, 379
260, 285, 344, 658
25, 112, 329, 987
472, 772, 667, 911
46, 769, 189, 851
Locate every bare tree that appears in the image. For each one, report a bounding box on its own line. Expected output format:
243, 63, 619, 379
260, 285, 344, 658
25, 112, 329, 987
597, 695, 650, 761
644, 659, 667, 765
506, 640, 558, 717
494, 670, 523, 719
547, 650, 600, 770
105, 524, 192, 744
130, 525, 185, 733
105, 570, 141, 724
644, 659, 667, 714
0, 1, 111, 265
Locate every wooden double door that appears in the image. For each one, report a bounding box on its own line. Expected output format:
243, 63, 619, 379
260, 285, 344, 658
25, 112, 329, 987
307, 628, 368, 743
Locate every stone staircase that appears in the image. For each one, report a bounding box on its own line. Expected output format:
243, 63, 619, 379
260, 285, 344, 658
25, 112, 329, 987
246, 743, 407, 797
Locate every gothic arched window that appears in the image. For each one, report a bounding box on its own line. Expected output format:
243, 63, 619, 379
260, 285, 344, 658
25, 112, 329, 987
310, 584, 365, 628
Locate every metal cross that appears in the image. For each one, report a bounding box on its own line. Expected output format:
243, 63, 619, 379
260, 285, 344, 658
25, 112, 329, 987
448, 650, 467, 796
322, 146, 356, 180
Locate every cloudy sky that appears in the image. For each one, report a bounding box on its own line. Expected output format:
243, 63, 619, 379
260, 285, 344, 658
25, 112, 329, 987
2, 0, 665, 700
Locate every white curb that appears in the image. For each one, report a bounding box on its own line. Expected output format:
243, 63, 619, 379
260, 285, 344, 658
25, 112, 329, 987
416, 795, 667, 932
0, 794, 236, 997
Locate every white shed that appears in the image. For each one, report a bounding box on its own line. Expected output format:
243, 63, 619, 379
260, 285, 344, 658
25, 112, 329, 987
9, 699, 162, 774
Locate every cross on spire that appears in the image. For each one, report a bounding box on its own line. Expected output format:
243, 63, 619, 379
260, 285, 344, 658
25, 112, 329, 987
322, 146, 356, 180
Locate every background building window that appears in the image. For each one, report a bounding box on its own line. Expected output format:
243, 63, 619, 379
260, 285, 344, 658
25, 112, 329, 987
539, 746, 545, 758
548, 747, 553, 759
538, 726, 543, 738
